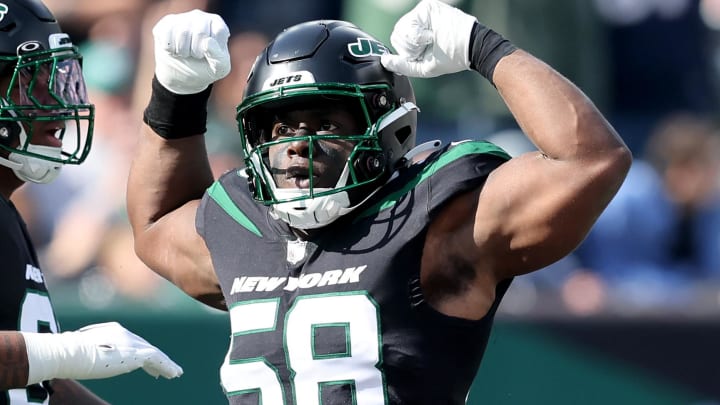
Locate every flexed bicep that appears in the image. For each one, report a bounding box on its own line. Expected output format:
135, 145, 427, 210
474, 146, 628, 280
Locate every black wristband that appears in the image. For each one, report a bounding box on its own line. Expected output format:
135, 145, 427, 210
468, 22, 517, 85
142, 75, 212, 139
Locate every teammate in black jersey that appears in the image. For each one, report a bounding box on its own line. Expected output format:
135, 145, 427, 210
0, 1, 182, 403
129, 1, 631, 404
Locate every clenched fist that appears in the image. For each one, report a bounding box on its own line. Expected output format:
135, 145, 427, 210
152, 9, 231, 94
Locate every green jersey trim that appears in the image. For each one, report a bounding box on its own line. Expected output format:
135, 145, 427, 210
208, 181, 263, 237
355, 141, 510, 220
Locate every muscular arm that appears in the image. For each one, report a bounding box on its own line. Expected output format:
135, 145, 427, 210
0, 332, 29, 389
473, 50, 632, 279
127, 126, 224, 309
426, 50, 630, 319
128, 9, 231, 310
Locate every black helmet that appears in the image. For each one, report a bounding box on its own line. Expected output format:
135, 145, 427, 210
0, 0, 93, 184
237, 20, 417, 229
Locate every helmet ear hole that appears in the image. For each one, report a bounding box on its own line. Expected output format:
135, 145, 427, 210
353, 151, 386, 181
371, 92, 390, 109
0, 122, 21, 146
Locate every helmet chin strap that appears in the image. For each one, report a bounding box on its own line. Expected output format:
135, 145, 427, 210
269, 187, 382, 230
267, 165, 354, 229
270, 190, 352, 229
0, 120, 63, 184
266, 162, 388, 230
8, 143, 63, 184
0, 95, 65, 184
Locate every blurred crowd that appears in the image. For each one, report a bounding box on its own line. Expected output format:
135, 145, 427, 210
14, 0, 720, 318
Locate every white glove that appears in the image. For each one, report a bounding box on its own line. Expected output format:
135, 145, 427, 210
381, 0, 477, 78
152, 9, 231, 94
22, 322, 183, 385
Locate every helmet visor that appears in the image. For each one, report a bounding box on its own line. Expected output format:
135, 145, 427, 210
17, 57, 90, 111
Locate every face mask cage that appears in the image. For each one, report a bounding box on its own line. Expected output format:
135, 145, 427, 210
0, 47, 94, 165
237, 82, 396, 205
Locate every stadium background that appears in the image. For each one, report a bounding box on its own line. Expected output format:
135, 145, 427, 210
30, 0, 720, 403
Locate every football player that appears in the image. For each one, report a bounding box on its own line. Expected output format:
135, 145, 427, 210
0, 1, 182, 403
129, 1, 631, 403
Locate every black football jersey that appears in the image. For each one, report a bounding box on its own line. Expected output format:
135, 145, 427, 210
0, 197, 58, 404
197, 141, 512, 405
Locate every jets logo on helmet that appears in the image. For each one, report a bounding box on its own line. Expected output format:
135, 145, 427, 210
347, 38, 387, 57
0, 4, 7, 23
263, 70, 315, 91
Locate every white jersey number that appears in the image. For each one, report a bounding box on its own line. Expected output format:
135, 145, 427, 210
220, 292, 386, 404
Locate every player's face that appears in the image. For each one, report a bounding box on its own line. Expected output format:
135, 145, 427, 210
266, 105, 363, 189
0, 64, 65, 148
